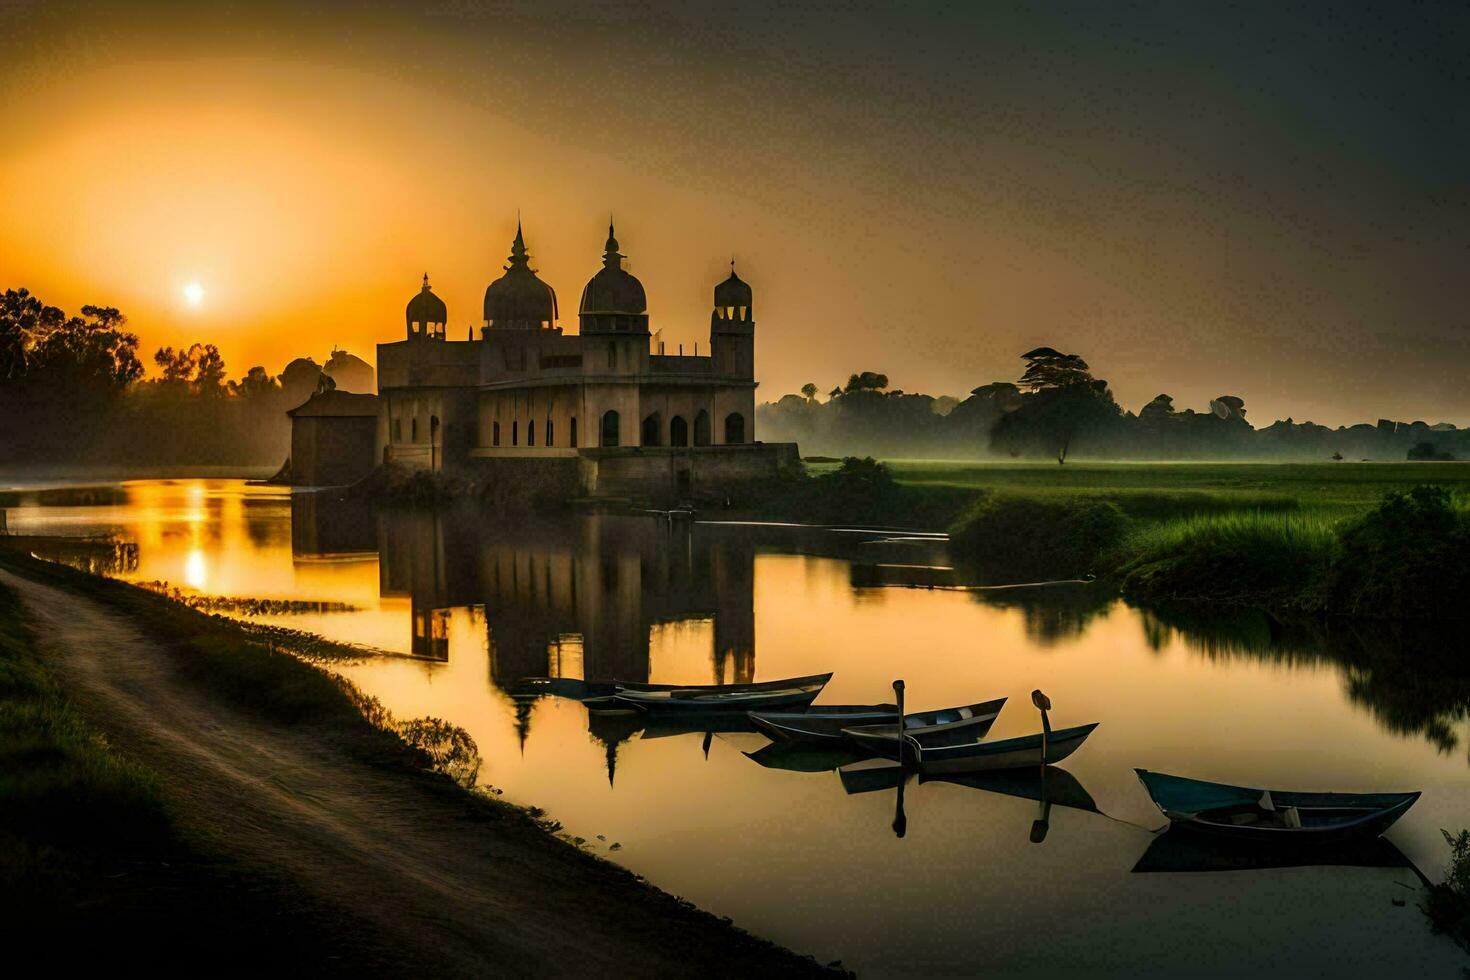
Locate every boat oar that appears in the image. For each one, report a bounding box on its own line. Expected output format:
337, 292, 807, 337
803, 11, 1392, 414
1031, 689, 1052, 764
893, 679, 906, 768
1030, 764, 1051, 844
892, 779, 907, 839
1029, 689, 1054, 841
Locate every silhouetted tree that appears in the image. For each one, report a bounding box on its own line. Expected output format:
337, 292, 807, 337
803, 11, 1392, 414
991, 348, 1120, 463
800, 382, 818, 401
844, 371, 889, 393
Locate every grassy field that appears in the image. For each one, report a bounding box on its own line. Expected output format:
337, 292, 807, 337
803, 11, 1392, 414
864, 459, 1470, 518
860, 460, 1470, 616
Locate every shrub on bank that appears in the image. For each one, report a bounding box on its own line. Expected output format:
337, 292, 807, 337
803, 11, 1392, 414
1323, 485, 1470, 619
764, 457, 977, 528
949, 494, 1127, 581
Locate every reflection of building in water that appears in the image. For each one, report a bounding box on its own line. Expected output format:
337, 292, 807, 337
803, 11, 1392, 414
376, 508, 452, 661
373, 509, 758, 757
290, 491, 378, 558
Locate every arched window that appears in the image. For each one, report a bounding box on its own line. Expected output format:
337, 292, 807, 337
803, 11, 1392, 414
641, 412, 661, 447
600, 410, 620, 447
393, 418, 402, 442
693, 409, 711, 447
607, 341, 617, 370
492, 421, 500, 447
512, 420, 518, 446
724, 412, 745, 444
570, 416, 578, 448
411, 418, 418, 442
670, 415, 688, 447
545, 419, 554, 447
528, 418, 535, 446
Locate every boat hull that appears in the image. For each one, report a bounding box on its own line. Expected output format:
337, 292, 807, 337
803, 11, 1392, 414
841, 697, 1007, 756
748, 705, 898, 745
910, 723, 1100, 775
1135, 769, 1422, 845
610, 672, 834, 713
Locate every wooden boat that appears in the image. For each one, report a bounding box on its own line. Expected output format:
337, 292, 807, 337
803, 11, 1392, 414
892, 722, 1100, 775
1134, 769, 1421, 845
603, 672, 834, 712
747, 704, 898, 745
840, 697, 1007, 755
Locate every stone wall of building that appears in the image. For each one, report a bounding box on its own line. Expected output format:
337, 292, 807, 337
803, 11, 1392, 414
291, 415, 378, 487
582, 443, 799, 503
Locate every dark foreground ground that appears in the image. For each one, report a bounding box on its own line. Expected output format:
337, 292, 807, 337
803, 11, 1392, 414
0, 557, 835, 977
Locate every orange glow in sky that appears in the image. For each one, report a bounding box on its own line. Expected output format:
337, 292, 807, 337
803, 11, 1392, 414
1, 3, 1464, 426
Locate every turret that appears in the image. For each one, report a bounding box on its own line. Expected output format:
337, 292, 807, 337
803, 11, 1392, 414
579, 221, 649, 375
405, 274, 447, 341
710, 261, 754, 379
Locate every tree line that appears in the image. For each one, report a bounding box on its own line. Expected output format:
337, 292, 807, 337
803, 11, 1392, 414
0, 288, 373, 467
759, 348, 1470, 461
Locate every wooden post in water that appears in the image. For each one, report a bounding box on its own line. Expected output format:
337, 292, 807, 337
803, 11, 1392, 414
893, 679, 906, 767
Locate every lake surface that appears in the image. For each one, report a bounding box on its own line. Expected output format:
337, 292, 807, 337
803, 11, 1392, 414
7, 478, 1468, 976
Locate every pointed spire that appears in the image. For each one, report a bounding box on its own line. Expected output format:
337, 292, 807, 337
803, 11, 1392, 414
606, 739, 618, 787
422, 272, 431, 289
507, 218, 529, 268
602, 217, 622, 269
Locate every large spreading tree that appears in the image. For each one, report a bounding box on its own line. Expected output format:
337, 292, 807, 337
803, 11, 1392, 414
990, 347, 1121, 463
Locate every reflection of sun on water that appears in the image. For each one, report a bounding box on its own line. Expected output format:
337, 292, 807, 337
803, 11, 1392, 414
184, 549, 207, 590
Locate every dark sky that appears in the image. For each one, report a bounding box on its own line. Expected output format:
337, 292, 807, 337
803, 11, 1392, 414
2, 1, 1465, 425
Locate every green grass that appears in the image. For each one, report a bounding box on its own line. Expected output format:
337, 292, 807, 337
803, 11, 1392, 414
0, 582, 171, 858
1117, 511, 1339, 607
877, 459, 1470, 519
910, 460, 1470, 619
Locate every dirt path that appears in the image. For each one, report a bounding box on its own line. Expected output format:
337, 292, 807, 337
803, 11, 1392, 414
2, 569, 827, 978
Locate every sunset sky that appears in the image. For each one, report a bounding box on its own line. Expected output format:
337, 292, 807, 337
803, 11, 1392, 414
1, 1, 1464, 426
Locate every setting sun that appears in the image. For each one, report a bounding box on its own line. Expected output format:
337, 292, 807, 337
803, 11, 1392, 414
183, 281, 205, 307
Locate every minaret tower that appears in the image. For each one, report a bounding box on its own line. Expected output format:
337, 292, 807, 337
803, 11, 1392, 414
710, 260, 754, 379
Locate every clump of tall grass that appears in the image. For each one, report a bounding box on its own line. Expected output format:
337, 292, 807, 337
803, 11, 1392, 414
1423, 829, 1470, 951
1119, 510, 1338, 607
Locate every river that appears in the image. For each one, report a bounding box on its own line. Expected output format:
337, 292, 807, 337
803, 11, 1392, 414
6, 478, 1467, 976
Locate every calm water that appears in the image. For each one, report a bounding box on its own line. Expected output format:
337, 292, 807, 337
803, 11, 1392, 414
8, 479, 1469, 977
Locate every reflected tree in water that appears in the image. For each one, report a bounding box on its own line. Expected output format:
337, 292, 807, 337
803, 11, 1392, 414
1138, 603, 1470, 762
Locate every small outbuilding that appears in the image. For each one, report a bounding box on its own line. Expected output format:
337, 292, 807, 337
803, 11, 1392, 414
287, 390, 379, 487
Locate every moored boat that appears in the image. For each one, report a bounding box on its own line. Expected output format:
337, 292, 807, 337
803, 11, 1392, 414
841, 697, 1007, 756
892, 722, 1100, 774
603, 672, 834, 712
1134, 769, 1421, 845
748, 704, 898, 745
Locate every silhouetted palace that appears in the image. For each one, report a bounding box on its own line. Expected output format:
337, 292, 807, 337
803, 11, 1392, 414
289, 220, 798, 499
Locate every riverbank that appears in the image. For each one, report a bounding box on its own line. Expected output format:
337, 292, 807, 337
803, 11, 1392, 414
946, 480, 1470, 620
0, 547, 837, 976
